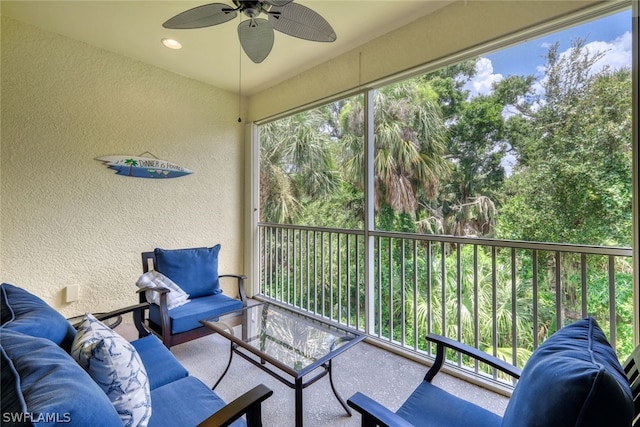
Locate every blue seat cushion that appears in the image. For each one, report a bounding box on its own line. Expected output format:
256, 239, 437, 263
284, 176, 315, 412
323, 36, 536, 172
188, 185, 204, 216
149, 293, 243, 334
502, 317, 633, 427
148, 376, 245, 427
131, 335, 188, 390
395, 380, 502, 427
0, 283, 76, 351
154, 245, 222, 298
1, 329, 121, 426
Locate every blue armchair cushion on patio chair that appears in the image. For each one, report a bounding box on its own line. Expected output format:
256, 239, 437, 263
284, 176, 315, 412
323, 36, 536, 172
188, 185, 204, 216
1, 329, 121, 426
1, 283, 76, 351
396, 380, 502, 427
149, 376, 245, 427
502, 317, 633, 427
148, 292, 243, 334
154, 245, 222, 298
131, 334, 189, 390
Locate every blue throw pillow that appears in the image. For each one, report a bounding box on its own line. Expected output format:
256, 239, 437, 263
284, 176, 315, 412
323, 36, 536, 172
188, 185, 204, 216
1, 328, 121, 426
0, 283, 76, 351
502, 317, 633, 427
153, 245, 222, 298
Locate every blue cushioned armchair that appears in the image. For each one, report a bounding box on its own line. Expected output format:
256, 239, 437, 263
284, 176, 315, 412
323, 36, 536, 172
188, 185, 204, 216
348, 318, 636, 427
136, 245, 247, 348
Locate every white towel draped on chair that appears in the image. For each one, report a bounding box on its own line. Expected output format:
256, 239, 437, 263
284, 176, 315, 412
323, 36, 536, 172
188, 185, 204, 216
136, 271, 190, 310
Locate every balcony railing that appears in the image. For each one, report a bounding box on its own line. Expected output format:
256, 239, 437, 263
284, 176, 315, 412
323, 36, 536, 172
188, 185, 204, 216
257, 222, 633, 385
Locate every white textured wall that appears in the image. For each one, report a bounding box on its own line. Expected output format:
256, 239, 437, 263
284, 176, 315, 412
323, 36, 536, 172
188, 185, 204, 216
1, 17, 245, 316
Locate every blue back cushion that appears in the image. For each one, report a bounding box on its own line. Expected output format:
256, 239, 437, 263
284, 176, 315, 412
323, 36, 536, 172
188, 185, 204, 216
0, 283, 76, 351
153, 245, 222, 298
502, 317, 633, 427
1, 329, 121, 426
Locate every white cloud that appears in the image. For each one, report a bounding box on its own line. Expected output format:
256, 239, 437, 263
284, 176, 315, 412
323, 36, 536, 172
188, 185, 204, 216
463, 32, 630, 102
465, 57, 503, 98
586, 31, 632, 73
533, 32, 632, 101
540, 32, 632, 77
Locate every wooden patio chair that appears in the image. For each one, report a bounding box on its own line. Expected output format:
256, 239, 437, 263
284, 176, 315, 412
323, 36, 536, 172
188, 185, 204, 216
348, 317, 636, 427
134, 245, 247, 348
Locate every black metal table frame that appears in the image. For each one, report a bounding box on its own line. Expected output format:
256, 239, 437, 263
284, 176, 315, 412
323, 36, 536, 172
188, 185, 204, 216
202, 304, 365, 427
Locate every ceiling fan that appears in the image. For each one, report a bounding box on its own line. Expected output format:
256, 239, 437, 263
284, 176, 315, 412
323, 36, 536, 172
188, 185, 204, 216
163, 0, 337, 63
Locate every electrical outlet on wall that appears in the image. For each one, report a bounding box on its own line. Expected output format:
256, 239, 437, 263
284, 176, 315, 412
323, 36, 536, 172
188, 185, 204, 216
65, 285, 79, 303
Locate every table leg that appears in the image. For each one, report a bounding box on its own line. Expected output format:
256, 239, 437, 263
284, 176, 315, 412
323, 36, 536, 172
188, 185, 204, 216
212, 342, 234, 390
295, 377, 303, 427
328, 360, 352, 416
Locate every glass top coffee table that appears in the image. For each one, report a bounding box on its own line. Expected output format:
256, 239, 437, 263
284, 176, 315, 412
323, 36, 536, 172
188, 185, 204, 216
201, 302, 365, 427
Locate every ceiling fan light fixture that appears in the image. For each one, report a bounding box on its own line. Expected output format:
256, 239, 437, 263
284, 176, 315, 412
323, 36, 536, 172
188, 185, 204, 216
161, 38, 182, 49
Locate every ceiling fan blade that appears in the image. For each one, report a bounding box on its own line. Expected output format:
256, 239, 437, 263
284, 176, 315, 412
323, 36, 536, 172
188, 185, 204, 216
163, 3, 237, 29
268, 3, 336, 42
238, 18, 274, 63
263, 0, 294, 6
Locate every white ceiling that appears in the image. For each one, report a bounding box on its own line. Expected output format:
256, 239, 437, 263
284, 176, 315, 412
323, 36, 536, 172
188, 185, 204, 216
1, 1, 454, 95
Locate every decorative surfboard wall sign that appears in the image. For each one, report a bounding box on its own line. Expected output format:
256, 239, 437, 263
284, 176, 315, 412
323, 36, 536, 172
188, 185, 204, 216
95, 152, 193, 179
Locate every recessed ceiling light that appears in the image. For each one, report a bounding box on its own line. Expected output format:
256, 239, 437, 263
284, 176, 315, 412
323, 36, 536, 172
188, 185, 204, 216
161, 38, 182, 49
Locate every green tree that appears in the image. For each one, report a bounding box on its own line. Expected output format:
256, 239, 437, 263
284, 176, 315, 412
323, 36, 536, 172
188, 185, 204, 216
340, 78, 449, 226
498, 39, 633, 246
396, 245, 536, 369
416, 64, 533, 237
423, 59, 478, 120
259, 108, 342, 223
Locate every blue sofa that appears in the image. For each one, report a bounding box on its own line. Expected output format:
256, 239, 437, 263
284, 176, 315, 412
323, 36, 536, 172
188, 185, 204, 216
1, 283, 272, 427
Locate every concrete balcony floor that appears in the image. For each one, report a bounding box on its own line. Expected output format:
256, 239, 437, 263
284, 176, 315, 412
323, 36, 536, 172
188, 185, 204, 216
117, 320, 509, 426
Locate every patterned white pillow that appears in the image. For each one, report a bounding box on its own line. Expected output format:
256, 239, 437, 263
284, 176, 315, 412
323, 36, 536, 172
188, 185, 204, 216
71, 313, 152, 427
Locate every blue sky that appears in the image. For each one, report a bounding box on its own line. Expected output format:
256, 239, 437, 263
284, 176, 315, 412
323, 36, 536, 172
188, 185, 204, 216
467, 9, 633, 97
